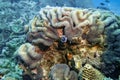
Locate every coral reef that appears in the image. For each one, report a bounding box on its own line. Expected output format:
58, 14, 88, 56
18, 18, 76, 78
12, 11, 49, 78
16, 6, 120, 80
0, 0, 39, 53
0, 1, 119, 79
1, 36, 25, 57
26, 6, 116, 47
0, 0, 40, 79
26, 0, 94, 8
25, 7, 116, 71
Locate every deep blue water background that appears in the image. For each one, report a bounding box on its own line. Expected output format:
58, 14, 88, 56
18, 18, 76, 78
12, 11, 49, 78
93, 0, 120, 15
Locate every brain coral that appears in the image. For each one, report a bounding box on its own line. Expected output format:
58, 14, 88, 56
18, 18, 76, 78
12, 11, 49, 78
26, 6, 117, 48
23, 6, 120, 79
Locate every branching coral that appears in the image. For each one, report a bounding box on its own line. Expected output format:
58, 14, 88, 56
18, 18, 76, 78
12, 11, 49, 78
1, 36, 25, 57
0, 59, 23, 80
0, 0, 40, 54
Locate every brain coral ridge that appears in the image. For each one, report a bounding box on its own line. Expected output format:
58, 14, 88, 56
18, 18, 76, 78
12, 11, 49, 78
26, 6, 117, 47
14, 43, 43, 68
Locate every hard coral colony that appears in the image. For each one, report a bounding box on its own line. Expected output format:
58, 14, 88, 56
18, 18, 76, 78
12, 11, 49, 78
15, 6, 120, 80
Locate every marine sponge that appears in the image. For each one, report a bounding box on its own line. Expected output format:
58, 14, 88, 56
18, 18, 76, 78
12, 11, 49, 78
81, 64, 104, 80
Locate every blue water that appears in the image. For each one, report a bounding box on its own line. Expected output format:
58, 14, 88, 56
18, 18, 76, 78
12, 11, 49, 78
93, 0, 120, 15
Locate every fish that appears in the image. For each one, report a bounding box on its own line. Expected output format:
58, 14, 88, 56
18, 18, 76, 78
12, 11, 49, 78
105, 0, 110, 3
97, 6, 110, 10
100, 2, 105, 6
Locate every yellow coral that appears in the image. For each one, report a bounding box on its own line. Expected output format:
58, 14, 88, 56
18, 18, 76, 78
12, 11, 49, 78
73, 55, 82, 70
82, 64, 104, 80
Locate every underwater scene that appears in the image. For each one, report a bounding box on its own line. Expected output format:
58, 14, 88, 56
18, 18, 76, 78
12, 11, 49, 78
0, 0, 120, 80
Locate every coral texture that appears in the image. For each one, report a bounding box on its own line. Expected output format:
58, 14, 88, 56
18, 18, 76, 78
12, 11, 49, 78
16, 6, 120, 79
0, 59, 23, 80
0, 0, 39, 53
15, 43, 43, 68
26, 6, 116, 48
81, 64, 104, 80
1, 0, 115, 79
49, 64, 78, 80
72, 55, 82, 70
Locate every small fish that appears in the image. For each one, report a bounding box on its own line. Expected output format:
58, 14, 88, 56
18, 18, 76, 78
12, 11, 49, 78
100, 2, 105, 6
97, 6, 110, 10
105, 0, 110, 3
